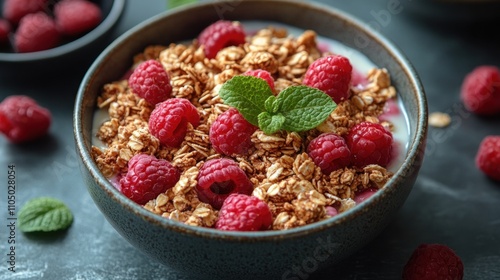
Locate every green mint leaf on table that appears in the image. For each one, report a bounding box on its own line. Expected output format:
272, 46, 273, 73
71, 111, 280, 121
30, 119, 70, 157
219, 75, 273, 126
219, 76, 337, 134
18, 197, 73, 233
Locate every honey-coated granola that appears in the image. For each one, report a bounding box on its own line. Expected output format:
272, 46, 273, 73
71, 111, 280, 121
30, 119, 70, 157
92, 26, 397, 230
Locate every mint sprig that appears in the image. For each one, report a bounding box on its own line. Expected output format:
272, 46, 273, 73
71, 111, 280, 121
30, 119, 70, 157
18, 197, 74, 233
219, 76, 337, 134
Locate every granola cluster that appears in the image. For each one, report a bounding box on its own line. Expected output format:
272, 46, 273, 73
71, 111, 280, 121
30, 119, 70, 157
92, 26, 397, 230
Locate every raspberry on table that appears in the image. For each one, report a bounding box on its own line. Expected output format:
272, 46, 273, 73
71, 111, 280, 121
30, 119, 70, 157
209, 108, 258, 157
302, 55, 353, 103
129, 59, 173, 105
475, 136, 500, 181
216, 193, 272, 231
14, 12, 60, 53
307, 132, 351, 175
403, 244, 464, 280
0, 19, 10, 44
460, 65, 500, 115
54, 0, 102, 36
242, 69, 275, 91
198, 20, 246, 59
119, 154, 180, 205
0, 95, 51, 143
2, 0, 48, 25
196, 158, 254, 210
346, 122, 393, 168
148, 98, 200, 147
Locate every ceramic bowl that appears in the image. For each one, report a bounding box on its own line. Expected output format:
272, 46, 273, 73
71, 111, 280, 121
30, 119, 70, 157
0, 0, 125, 74
74, 1, 427, 279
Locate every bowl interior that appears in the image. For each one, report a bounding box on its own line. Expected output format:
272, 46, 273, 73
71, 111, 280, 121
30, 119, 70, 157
0, 0, 125, 63
75, 0, 427, 239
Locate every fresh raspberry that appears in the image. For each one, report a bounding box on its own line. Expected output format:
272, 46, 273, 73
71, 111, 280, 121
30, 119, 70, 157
54, 0, 102, 36
14, 12, 60, 53
2, 0, 48, 25
196, 158, 253, 210
460, 66, 500, 115
403, 244, 464, 280
119, 154, 180, 205
0, 95, 51, 143
0, 19, 10, 44
346, 122, 393, 168
302, 55, 353, 103
198, 20, 246, 59
148, 98, 200, 147
475, 136, 500, 181
242, 69, 275, 91
129, 59, 173, 105
209, 108, 257, 156
216, 193, 272, 231
307, 133, 351, 175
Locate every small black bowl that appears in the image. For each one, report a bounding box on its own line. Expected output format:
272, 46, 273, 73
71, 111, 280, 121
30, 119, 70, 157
0, 0, 125, 78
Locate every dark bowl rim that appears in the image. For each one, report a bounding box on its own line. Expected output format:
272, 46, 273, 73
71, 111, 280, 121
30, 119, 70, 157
74, 0, 428, 241
0, 0, 126, 63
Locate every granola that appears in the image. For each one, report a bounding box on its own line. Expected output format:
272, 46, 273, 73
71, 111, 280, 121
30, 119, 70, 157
92, 25, 397, 230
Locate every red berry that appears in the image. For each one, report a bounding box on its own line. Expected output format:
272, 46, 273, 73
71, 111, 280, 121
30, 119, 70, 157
0, 19, 11, 44
346, 122, 393, 168
198, 20, 246, 59
54, 0, 102, 36
242, 69, 275, 91
148, 98, 200, 147
14, 12, 60, 53
303, 55, 353, 103
2, 0, 48, 25
196, 158, 253, 210
216, 193, 272, 231
120, 154, 180, 205
0, 95, 51, 143
475, 136, 500, 181
307, 133, 351, 175
460, 66, 500, 115
129, 59, 173, 105
209, 108, 257, 156
403, 244, 464, 280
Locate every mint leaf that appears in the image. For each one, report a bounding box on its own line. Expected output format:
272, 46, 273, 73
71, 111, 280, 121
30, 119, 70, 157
277, 86, 337, 132
218, 76, 273, 126
258, 112, 286, 134
18, 197, 73, 233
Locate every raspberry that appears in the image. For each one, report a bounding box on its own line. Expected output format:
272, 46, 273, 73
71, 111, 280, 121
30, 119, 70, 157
196, 158, 253, 209
302, 55, 353, 103
54, 0, 102, 36
148, 98, 200, 147
460, 66, 500, 115
242, 69, 275, 91
119, 154, 180, 205
346, 122, 393, 168
475, 136, 500, 181
129, 60, 173, 105
2, 0, 48, 25
216, 194, 272, 231
307, 133, 351, 175
403, 244, 464, 280
14, 12, 60, 53
0, 19, 10, 44
209, 108, 257, 156
0, 95, 51, 143
198, 20, 246, 59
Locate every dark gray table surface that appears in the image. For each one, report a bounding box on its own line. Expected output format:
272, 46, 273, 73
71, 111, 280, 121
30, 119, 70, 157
1, 1, 499, 279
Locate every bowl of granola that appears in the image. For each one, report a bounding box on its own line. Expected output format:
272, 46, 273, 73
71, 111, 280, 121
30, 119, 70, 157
74, 1, 427, 279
